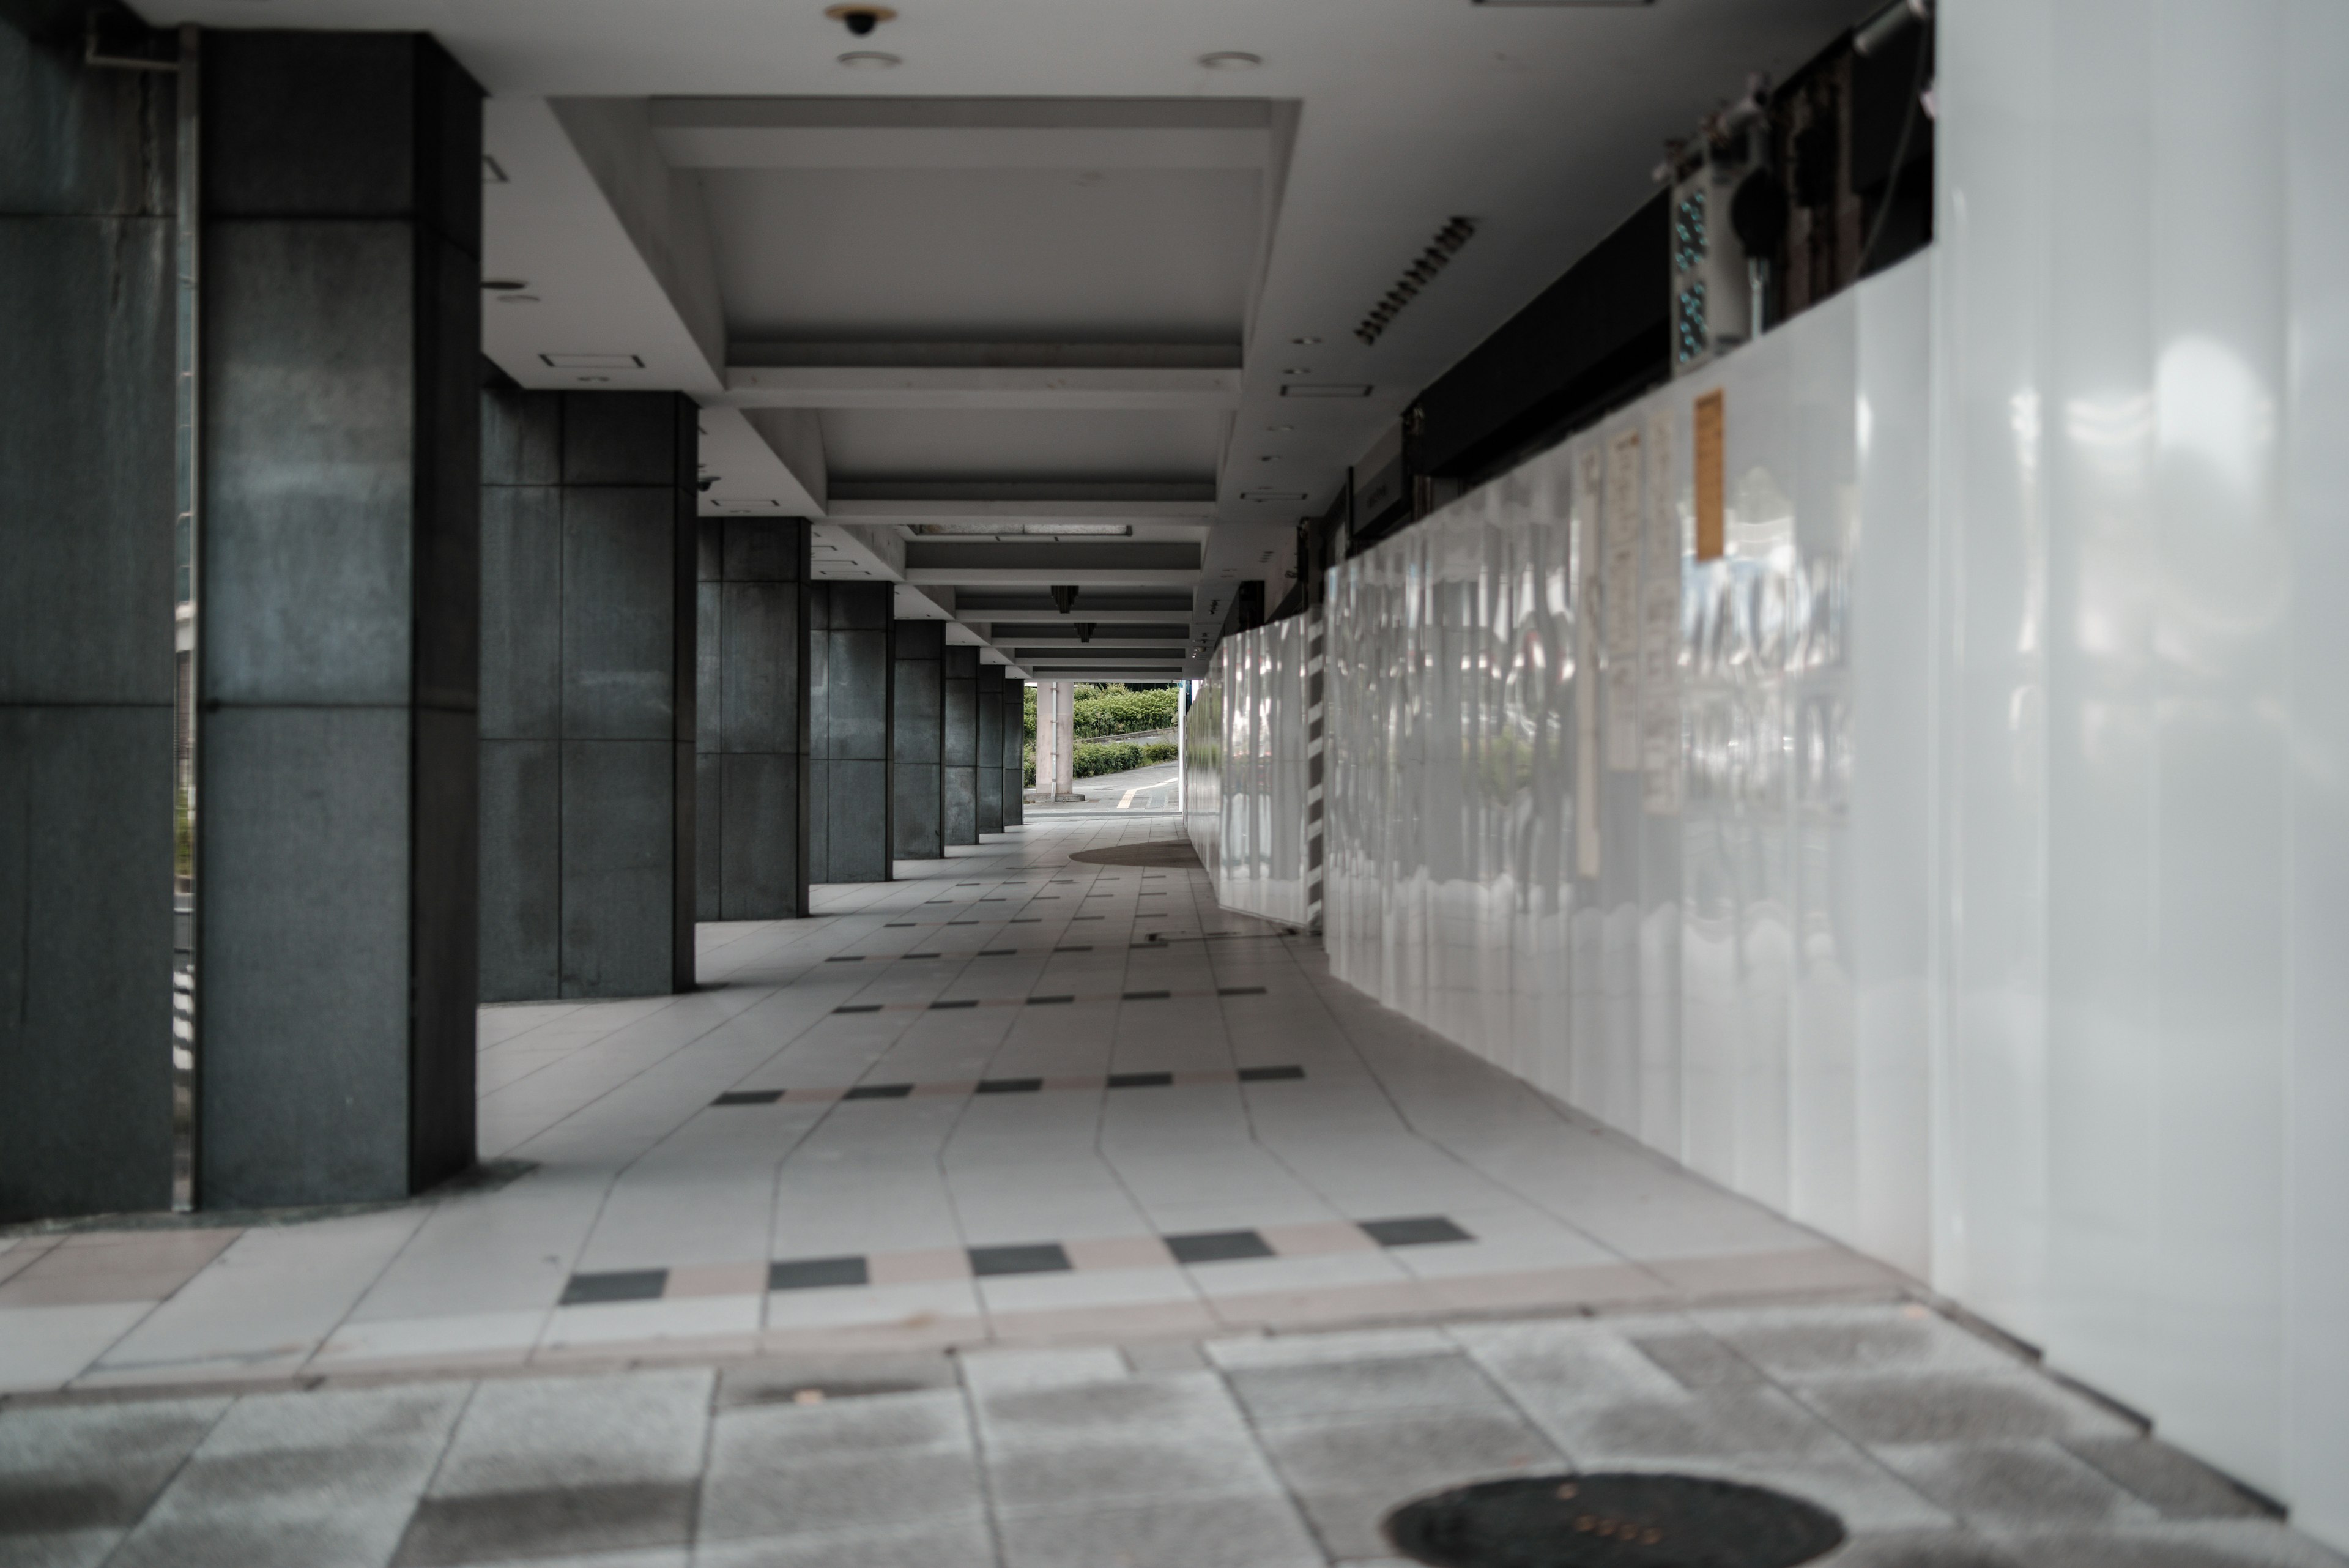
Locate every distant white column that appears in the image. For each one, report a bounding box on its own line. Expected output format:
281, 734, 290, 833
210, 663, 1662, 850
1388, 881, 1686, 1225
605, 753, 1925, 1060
1051, 680, 1076, 798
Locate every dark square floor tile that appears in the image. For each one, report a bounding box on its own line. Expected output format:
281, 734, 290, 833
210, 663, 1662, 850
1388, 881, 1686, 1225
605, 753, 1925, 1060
1220, 986, 1269, 997
1238, 1064, 1303, 1081
969, 1243, 1072, 1277
770, 1255, 870, 1291
2060, 1437, 2276, 1518
845, 1083, 915, 1100
393, 1481, 697, 1567
1027, 995, 1074, 1006
834, 1004, 882, 1014
1360, 1216, 1474, 1247
1121, 990, 1171, 1001
978, 1078, 1044, 1094
558, 1268, 668, 1306
930, 999, 979, 1010
1108, 1072, 1174, 1088
711, 1090, 784, 1106
1165, 1229, 1275, 1265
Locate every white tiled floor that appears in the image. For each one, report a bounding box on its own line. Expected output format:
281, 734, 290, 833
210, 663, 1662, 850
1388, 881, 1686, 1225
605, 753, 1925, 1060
0, 811, 1901, 1396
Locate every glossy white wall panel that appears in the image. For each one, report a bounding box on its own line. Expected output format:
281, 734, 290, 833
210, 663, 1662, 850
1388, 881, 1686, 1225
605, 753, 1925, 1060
1929, 0, 2054, 1343
1850, 254, 1934, 1279
1321, 257, 1935, 1288
2285, 0, 2349, 1539
1189, 611, 1311, 927
1934, 0, 2344, 1532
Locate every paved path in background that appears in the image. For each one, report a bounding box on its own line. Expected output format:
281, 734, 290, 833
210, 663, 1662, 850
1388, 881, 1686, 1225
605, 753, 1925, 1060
1026, 759, 1179, 816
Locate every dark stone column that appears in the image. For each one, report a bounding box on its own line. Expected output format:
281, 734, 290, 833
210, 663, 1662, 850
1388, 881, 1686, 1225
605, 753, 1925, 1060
892, 620, 945, 860
809, 583, 892, 882
976, 664, 1005, 834
196, 31, 483, 1206
479, 387, 695, 1003
942, 645, 978, 845
0, 7, 178, 1221
698, 519, 809, 919
1003, 680, 1026, 827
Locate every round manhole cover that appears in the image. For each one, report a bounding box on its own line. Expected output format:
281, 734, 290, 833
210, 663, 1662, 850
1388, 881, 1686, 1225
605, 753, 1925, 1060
1384, 1473, 1846, 1568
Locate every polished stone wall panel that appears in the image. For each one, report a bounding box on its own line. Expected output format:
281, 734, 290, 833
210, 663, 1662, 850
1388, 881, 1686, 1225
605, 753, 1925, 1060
480, 484, 561, 738
807, 583, 891, 883
202, 220, 417, 708
976, 666, 1004, 834
198, 30, 483, 1206
942, 645, 977, 847
558, 739, 681, 997
892, 620, 944, 859
826, 758, 890, 882
562, 486, 684, 743
478, 737, 560, 998
481, 387, 699, 992
1003, 681, 1026, 825
0, 19, 178, 1219
200, 705, 414, 1207
0, 706, 175, 1221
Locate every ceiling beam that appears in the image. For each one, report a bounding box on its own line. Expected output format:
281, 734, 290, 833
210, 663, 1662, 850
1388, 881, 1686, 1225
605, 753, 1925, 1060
715, 364, 1241, 411
828, 497, 1217, 526
904, 568, 1198, 589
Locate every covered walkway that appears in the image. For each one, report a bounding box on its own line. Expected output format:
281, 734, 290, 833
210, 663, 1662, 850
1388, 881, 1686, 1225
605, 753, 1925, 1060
5, 812, 1888, 1391
1, 815, 2320, 1567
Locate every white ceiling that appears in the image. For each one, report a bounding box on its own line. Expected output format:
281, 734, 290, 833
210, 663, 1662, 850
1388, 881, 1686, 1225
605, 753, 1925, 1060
142, 0, 1866, 678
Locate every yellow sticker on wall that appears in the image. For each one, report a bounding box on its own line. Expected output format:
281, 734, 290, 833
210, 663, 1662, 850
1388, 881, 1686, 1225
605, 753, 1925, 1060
1694, 388, 1725, 562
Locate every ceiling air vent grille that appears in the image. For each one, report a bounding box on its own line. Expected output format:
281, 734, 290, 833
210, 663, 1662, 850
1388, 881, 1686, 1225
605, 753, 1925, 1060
1354, 217, 1477, 346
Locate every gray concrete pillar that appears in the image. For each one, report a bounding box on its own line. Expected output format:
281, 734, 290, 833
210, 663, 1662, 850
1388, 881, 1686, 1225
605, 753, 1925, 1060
942, 645, 978, 846
976, 664, 1005, 834
1003, 680, 1026, 827
479, 387, 696, 1003
696, 518, 809, 920
892, 620, 945, 860
0, 8, 179, 1221
197, 31, 483, 1206
807, 582, 892, 882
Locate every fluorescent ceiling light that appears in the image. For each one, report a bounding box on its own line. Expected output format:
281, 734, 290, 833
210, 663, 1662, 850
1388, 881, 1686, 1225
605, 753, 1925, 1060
1280, 384, 1372, 398
910, 522, 1133, 537
541, 352, 643, 369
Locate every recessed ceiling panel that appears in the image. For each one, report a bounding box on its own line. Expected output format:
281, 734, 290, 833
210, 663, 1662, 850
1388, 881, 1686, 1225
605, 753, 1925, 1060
705, 167, 1261, 343
818, 406, 1225, 482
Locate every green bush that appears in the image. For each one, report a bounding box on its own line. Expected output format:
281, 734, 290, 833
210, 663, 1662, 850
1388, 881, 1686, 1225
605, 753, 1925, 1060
1142, 740, 1178, 763
1072, 686, 1179, 738
1072, 741, 1145, 778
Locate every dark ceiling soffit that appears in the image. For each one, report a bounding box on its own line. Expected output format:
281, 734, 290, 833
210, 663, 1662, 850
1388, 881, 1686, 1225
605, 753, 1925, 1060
1412, 192, 1669, 481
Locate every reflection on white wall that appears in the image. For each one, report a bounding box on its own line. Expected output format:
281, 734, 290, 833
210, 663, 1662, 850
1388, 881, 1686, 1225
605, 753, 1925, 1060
1297, 0, 2349, 1537
1322, 255, 1935, 1294
1934, 0, 2348, 1537
1185, 615, 1311, 926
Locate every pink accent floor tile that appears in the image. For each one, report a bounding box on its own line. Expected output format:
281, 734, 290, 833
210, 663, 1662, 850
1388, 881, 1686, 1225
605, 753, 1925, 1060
664, 1262, 768, 1298
1259, 1221, 1379, 1257
869, 1246, 974, 1284
1063, 1235, 1176, 1272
